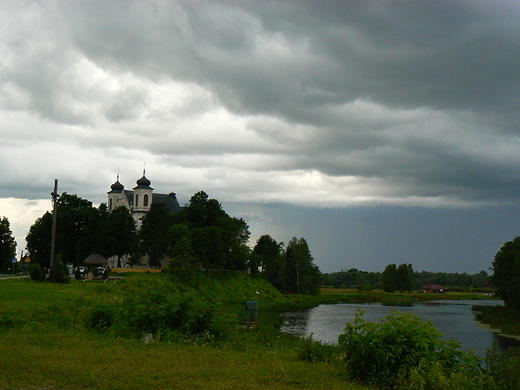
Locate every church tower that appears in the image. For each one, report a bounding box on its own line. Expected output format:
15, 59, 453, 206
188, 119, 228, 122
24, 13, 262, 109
107, 174, 126, 211
133, 169, 153, 218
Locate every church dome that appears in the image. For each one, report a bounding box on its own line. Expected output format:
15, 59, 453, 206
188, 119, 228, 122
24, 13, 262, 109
108, 177, 124, 193
134, 171, 152, 189
136, 175, 151, 186
110, 180, 124, 192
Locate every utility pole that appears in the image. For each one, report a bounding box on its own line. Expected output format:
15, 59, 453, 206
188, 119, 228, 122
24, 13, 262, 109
49, 179, 59, 274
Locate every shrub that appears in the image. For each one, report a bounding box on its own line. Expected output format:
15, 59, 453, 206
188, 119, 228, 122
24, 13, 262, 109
87, 305, 115, 332
51, 260, 70, 283
113, 277, 232, 340
74, 268, 83, 280
29, 262, 46, 282
338, 309, 482, 389
485, 344, 520, 390
0, 314, 21, 330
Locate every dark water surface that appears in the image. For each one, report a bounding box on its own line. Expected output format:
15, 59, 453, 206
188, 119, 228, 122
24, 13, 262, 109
281, 300, 519, 358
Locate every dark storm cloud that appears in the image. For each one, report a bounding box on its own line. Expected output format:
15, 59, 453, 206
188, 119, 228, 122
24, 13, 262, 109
2, 1, 520, 272
47, 1, 518, 116
216, 0, 520, 116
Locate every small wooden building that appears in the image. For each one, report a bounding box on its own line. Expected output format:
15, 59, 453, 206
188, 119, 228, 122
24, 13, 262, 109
420, 284, 448, 293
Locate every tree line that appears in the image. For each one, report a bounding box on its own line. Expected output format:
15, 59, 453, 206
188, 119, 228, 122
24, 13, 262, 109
252, 234, 321, 294
321, 267, 492, 292
22, 190, 321, 294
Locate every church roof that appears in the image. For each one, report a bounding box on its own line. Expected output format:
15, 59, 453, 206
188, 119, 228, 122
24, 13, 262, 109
108, 171, 180, 215
153, 192, 181, 214
108, 179, 124, 194
134, 172, 152, 189
123, 190, 134, 208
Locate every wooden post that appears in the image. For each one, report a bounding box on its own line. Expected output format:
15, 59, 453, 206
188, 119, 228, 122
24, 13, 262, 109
49, 179, 59, 273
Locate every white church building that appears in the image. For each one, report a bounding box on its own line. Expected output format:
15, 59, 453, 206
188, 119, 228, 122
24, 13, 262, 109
106, 171, 181, 269
107, 170, 181, 226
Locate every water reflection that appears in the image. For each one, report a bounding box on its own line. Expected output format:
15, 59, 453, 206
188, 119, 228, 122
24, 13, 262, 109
280, 300, 519, 358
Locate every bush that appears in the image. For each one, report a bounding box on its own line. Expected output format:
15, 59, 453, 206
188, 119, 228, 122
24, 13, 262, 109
87, 305, 115, 332
0, 314, 21, 330
485, 345, 520, 390
112, 277, 233, 340
29, 262, 46, 282
338, 309, 482, 389
51, 260, 70, 283
74, 268, 83, 280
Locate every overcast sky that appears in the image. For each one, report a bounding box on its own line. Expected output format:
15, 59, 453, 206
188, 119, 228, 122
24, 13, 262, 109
2, 1, 520, 274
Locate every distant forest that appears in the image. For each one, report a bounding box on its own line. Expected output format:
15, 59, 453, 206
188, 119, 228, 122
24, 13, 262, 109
321, 269, 491, 292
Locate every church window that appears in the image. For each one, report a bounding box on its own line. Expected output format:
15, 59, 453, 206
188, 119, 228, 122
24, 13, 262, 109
109, 198, 113, 210
135, 194, 139, 207
144, 194, 149, 207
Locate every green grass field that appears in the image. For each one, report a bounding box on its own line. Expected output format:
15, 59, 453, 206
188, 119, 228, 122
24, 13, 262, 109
0, 275, 368, 390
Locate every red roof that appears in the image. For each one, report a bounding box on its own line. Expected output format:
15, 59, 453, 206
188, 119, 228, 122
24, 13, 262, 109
421, 284, 448, 290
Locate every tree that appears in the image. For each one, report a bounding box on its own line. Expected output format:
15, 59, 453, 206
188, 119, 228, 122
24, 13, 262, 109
283, 237, 321, 294
170, 236, 196, 269
26, 193, 96, 267
0, 216, 16, 273
55, 193, 96, 265
167, 224, 195, 268
491, 237, 520, 311
382, 264, 397, 293
396, 263, 414, 292
26, 212, 52, 268
29, 262, 46, 282
50, 253, 70, 283
76, 203, 109, 261
139, 202, 172, 267
253, 234, 283, 285
221, 217, 250, 271
104, 206, 137, 267
185, 191, 221, 228
178, 191, 251, 271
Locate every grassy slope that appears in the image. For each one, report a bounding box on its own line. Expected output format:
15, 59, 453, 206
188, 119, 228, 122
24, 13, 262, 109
0, 275, 368, 390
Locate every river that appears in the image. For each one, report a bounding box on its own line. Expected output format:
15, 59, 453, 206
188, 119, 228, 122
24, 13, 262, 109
280, 300, 519, 358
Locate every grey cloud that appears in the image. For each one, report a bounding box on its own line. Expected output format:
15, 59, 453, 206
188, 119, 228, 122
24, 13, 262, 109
7, 0, 520, 124
6, 1, 520, 273
2, 1, 520, 218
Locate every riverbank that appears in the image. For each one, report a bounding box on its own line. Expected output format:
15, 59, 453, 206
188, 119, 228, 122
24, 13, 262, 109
279, 287, 499, 311
473, 304, 520, 337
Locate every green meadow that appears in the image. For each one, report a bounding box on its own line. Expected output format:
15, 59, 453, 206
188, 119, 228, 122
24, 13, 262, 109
0, 274, 367, 390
